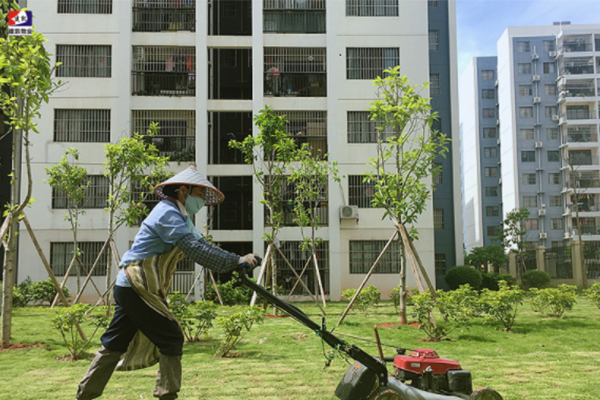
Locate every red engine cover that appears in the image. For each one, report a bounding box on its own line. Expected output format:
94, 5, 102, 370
393, 349, 461, 375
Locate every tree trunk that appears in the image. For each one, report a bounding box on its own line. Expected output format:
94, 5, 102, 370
1, 223, 17, 348
399, 240, 408, 325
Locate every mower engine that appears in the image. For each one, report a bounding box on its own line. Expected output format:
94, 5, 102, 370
393, 349, 472, 396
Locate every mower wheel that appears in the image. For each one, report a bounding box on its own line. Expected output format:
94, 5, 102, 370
469, 388, 503, 400
369, 389, 405, 400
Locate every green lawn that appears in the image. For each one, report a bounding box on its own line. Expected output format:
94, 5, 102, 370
1, 299, 600, 400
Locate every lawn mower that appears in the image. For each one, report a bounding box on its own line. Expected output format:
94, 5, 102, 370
238, 267, 503, 400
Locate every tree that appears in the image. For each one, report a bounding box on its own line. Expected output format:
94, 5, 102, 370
363, 66, 449, 324
45, 149, 90, 293
500, 207, 530, 277
465, 245, 508, 273
0, 4, 62, 348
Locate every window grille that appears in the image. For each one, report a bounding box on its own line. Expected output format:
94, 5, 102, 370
484, 147, 497, 158
52, 175, 109, 209
132, 0, 195, 32
433, 163, 442, 185
348, 175, 377, 208
520, 129, 534, 140
428, 0, 438, 7
521, 151, 535, 162
542, 40, 556, 52
548, 173, 561, 185
484, 167, 498, 177
545, 84, 557, 95
545, 106, 557, 118
50, 242, 108, 276
54, 109, 110, 143
346, 0, 398, 16
485, 187, 498, 197
486, 226, 500, 237
265, 176, 328, 227
210, 176, 253, 230
56, 45, 111, 78
518, 63, 531, 75
430, 74, 441, 96
560, 79, 595, 97
519, 107, 533, 118
559, 34, 593, 53
429, 30, 439, 52
543, 62, 556, 74
131, 110, 196, 161
132, 46, 196, 96
273, 241, 330, 294
208, 112, 253, 164
275, 111, 327, 157
481, 69, 494, 80
58, 0, 112, 13
547, 128, 559, 140
549, 195, 562, 207
525, 218, 539, 230
347, 111, 394, 143
350, 240, 400, 274
482, 108, 495, 118
482, 88, 495, 99
518, 85, 532, 96
523, 173, 536, 185
517, 41, 531, 53
523, 196, 537, 208
483, 128, 496, 138
551, 218, 563, 230
566, 105, 590, 120
565, 126, 596, 143
264, 47, 326, 97
486, 206, 500, 217
434, 253, 445, 276
547, 150, 560, 162
264, 0, 326, 33
346, 47, 399, 80
434, 208, 444, 230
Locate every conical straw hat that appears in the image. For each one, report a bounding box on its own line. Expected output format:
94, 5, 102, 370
154, 166, 225, 206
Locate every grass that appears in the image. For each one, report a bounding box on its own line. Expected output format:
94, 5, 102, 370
1, 298, 600, 400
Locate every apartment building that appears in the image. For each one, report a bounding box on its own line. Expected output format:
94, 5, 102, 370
14, 0, 462, 301
461, 23, 600, 255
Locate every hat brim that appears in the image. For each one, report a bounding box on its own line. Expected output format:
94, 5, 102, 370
154, 167, 225, 206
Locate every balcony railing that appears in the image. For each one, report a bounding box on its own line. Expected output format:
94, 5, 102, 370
280, 206, 329, 227
263, 10, 325, 33
132, 71, 195, 96
565, 132, 598, 143
573, 226, 600, 236
264, 73, 326, 97
564, 109, 592, 120
147, 135, 195, 161
570, 155, 599, 166
132, 5, 195, 32
559, 36, 594, 53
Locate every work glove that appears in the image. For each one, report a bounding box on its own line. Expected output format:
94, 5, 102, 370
238, 253, 261, 269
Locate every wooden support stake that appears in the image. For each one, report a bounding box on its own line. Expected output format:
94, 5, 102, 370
50, 255, 77, 308
398, 227, 426, 294
335, 230, 398, 329
373, 325, 385, 362
285, 257, 312, 301
0, 214, 11, 246
250, 244, 272, 307
22, 214, 87, 341
72, 237, 111, 305
208, 269, 223, 306
313, 253, 327, 309
400, 224, 436, 294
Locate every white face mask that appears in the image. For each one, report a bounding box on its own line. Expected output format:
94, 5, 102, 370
185, 194, 205, 216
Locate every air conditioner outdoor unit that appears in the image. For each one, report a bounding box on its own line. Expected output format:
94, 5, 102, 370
538, 209, 546, 215
540, 232, 548, 239
496, 138, 501, 145
535, 141, 543, 148
498, 177, 502, 184
552, 114, 560, 121
564, 232, 571, 239
549, 51, 557, 58
340, 205, 359, 220
533, 75, 540, 81
532, 53, 539, 60
533, 96, 541, 103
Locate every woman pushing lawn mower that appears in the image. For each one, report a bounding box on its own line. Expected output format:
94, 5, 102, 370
76, 166, 261, 400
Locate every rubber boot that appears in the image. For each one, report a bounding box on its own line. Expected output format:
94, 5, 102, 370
76, 346, 123, 400
153, 354, 182, 400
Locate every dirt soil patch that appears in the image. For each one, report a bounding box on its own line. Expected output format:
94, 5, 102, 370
376, 321, 419, 329
265, 314, 291, 319
0, 342, 45, 351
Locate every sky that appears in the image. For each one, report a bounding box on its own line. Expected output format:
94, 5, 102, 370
456, 0, 600, 79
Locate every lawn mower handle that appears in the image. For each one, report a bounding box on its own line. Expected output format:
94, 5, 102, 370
238, 267, 389, 386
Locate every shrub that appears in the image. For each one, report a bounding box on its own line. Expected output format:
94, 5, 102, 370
390, 286, 400, 312
52, 304, 109, 360
585, 282, 600, 309
411, 289, 469, 342
205, 272, 255, 305
480, 281, 525, 331
528, 288, 549, 313
30, 279, 70, 305
216, 306, 265, 357
497, 274, 517, 287
480, 273, 500, 291
341, 285, 381, 312
169, 293, 218, 342
445, 266, 482, 290
544, 285, 577, 318
447, 284, 486, 318
521, 270, 552, 290
13, 277, 33, 307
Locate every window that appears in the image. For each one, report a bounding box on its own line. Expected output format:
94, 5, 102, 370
428, 0, 438, 7
543, 62, 556, 74
347, 111, 393, 143
486, 226, 500, 237
520, 128, 534, 140
482, 89, 495, 99
346, 0, 399, 17
132, 110, 196, 160
483, 127, 497, 138
51, 242, 109, 276
134, 0, 196, 32
519, 85, 532, 96
434, 209, 444, 230
430, 74, 441, 96
429, 30, 439, 52
56, 45, 111, 77
347, 48, 399, 80
523, 173, 536, 185
132, 46, 197, 96
526, 241, 538, 251
350, 241, 400, 274
433, 163, 442, 185
518, 63, 532, 74
481, 70, 495, 80
58, 0, 112, 13
517, 41, 531, 53
521, 151, 535, 162
482, 108, 496, 119
484, 147, 497, 158
547, 128, 559, 140
551, 218, 564, 230
52, 175, 109, 209
348, 175, 376, 208
264, 47, 325, 98
548, 173, 561, 184
525, 218, 539, 230
523, 196, 538, 208
485, 187, 499, 197
434, 253, 446, 276
486, 206, 500, 217
484, 167, 498, 177
549, 195, 562, 207
547, 150, 560, 162
543, 40, 556, 52
519, 107, 533, 118
545, 84, 557, 95
54, 109, 110, 142
545, 106, 557, 118
566, 105, 590, 119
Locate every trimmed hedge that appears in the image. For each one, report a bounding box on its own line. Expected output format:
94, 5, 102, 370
521, 270, 552, 290
480, 272, 518, 291
445, 265, 482, 290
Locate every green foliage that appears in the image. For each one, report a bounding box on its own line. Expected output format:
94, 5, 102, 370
500, 207, 530, 274
216, 306, 265, 357
521, 270, 552, 290
531, 285, 577, 318
445, 265, 482, 290
52, 304, 109, 360
411, 289, 470, 342
585, 282, 600, 309
465, 245, 508, 273
341, 285, 381, 312
168, 293, 218, 342
480, 281, 525, 331
498, 274, 517, 287
390, 285, 400, 312
480, 272, 517, 291
12, 277, 33, 307
448, 284, 487, 318
205, 272, 256, 306
28, 279, 70, 305
528, 288, 549, 313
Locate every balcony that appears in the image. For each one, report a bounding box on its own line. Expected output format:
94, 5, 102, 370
559, 57, 594, 76
147, 135, 196, 161
264, 47, 326, 97
131, 46, 196, 97
264, 0, 326, 34
563, 128, 598, 150
132, 2, 195, 32
265, 73, 326, 97
276, 111, 328, 158
558, 35, 594, 54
